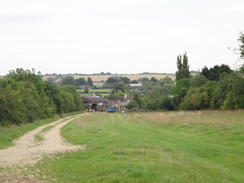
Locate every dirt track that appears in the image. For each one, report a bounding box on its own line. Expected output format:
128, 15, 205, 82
0, 114, 86, 168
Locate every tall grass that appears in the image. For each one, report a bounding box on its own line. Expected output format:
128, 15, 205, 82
35, 111, 244, 183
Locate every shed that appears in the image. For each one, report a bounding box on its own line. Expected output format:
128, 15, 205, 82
82, 96, 112, 111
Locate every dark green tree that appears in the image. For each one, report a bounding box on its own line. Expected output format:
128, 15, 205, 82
190, 74, 209, 88
75, 78, 87, 87
176, 52, 190, 80
120, 76, 130, 84
87, 77, 93, 86
238, 32, 244, 60
60, 76, 75, 85
150, 77, 157, 83
106, 76, 120, 84
131, 80, 139, 84
112, 81, 126, 92
6, 68, 44, 93
84, 87, 89, 94
200, 64, 232, 81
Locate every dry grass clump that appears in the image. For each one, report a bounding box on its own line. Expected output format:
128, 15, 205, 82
136, 110, 244, 125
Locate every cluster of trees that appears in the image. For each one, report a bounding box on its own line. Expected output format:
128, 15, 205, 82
0, 68, 83, 125
126, 76, 175, 111
174, 65, 244, 110
127, 49, 244, 111
60, 75, 93, 87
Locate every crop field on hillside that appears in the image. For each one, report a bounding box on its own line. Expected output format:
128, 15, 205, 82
42, 73, 176, 86
74, 74, 176, 85
32, 110, 244, 183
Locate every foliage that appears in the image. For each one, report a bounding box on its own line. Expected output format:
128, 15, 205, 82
126, 100, 138, 109
171, 78, 191, 94
148, 85, 172, 98
131, 80, 139, 84
150, 77, 157, 83
60, 76, 75, 85
112, 81, 126, 93
190, 74, 209, 88
176, 52, 190, 80
105, 91, 126, 100
75, 78, 87, 87
238, 32, 244, 60
0, 68, 83, 125
84, 87, 89, 94
200, 64, 233, 81
159, 76, 174, 85
87, 77, 93, 86
106, 76, 131, 84
181, 73, 244, 110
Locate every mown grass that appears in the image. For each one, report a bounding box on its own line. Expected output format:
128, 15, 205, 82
35, 110, 244, 183
0, 112, 82, 149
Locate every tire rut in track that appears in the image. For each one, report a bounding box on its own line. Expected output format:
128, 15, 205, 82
0, 114, 86, 168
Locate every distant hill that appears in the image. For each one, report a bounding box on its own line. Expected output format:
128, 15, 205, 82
42, 73, 176, 85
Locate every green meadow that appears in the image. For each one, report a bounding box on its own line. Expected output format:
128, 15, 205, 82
77, 88, 112, 97
34, 110, 244, 183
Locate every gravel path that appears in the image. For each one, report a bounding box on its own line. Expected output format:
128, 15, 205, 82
0, 114, 86, 168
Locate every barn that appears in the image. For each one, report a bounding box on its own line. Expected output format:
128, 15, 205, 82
82, 96, 113, 111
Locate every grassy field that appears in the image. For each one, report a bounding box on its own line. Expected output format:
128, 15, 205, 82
34, 110, 244, 183
77, 89, 112, 97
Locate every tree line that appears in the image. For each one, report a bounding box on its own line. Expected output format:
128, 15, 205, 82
126, 49, 244, 111
0, 68, 83, 125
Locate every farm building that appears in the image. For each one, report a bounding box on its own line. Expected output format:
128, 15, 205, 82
82, 96, 113, 111
115, 94, 133, 111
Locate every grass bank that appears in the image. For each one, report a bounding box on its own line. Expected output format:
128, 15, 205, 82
0, 112, 82, 149
36, 110, 244, 183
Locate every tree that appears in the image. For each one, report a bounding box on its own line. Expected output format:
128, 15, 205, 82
176, 52, 190, 80
159, 76, 174, 85
171, 78, 191, 94
150, 77, 157, 83
139, 77, 149, 83
190, 74, 209, 88
112, 81, 126, 92
84, 87, 89, 94
237, 32, 244, 74
238, 32, 244, 60
75, 78, 87, 87
131, 80, 139, 84
87, 77, 93, 86
200, 64, 233, 81
120, 76, 130, 84
6, 68, 44, 93
60, 76, 75, 85
106, 76, 120, 84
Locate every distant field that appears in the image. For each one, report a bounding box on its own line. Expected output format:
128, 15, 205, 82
43, 74, 176, 85
77, 89, 112, 97
74, 74, 176, 83
34, 110, 243, 183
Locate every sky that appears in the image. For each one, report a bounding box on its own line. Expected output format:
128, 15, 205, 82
0, 0, 243, 75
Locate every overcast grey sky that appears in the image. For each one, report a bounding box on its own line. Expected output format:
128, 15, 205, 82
0, 0, 243, 75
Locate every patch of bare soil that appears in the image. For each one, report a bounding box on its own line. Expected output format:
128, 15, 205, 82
0, 114, 86, 182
